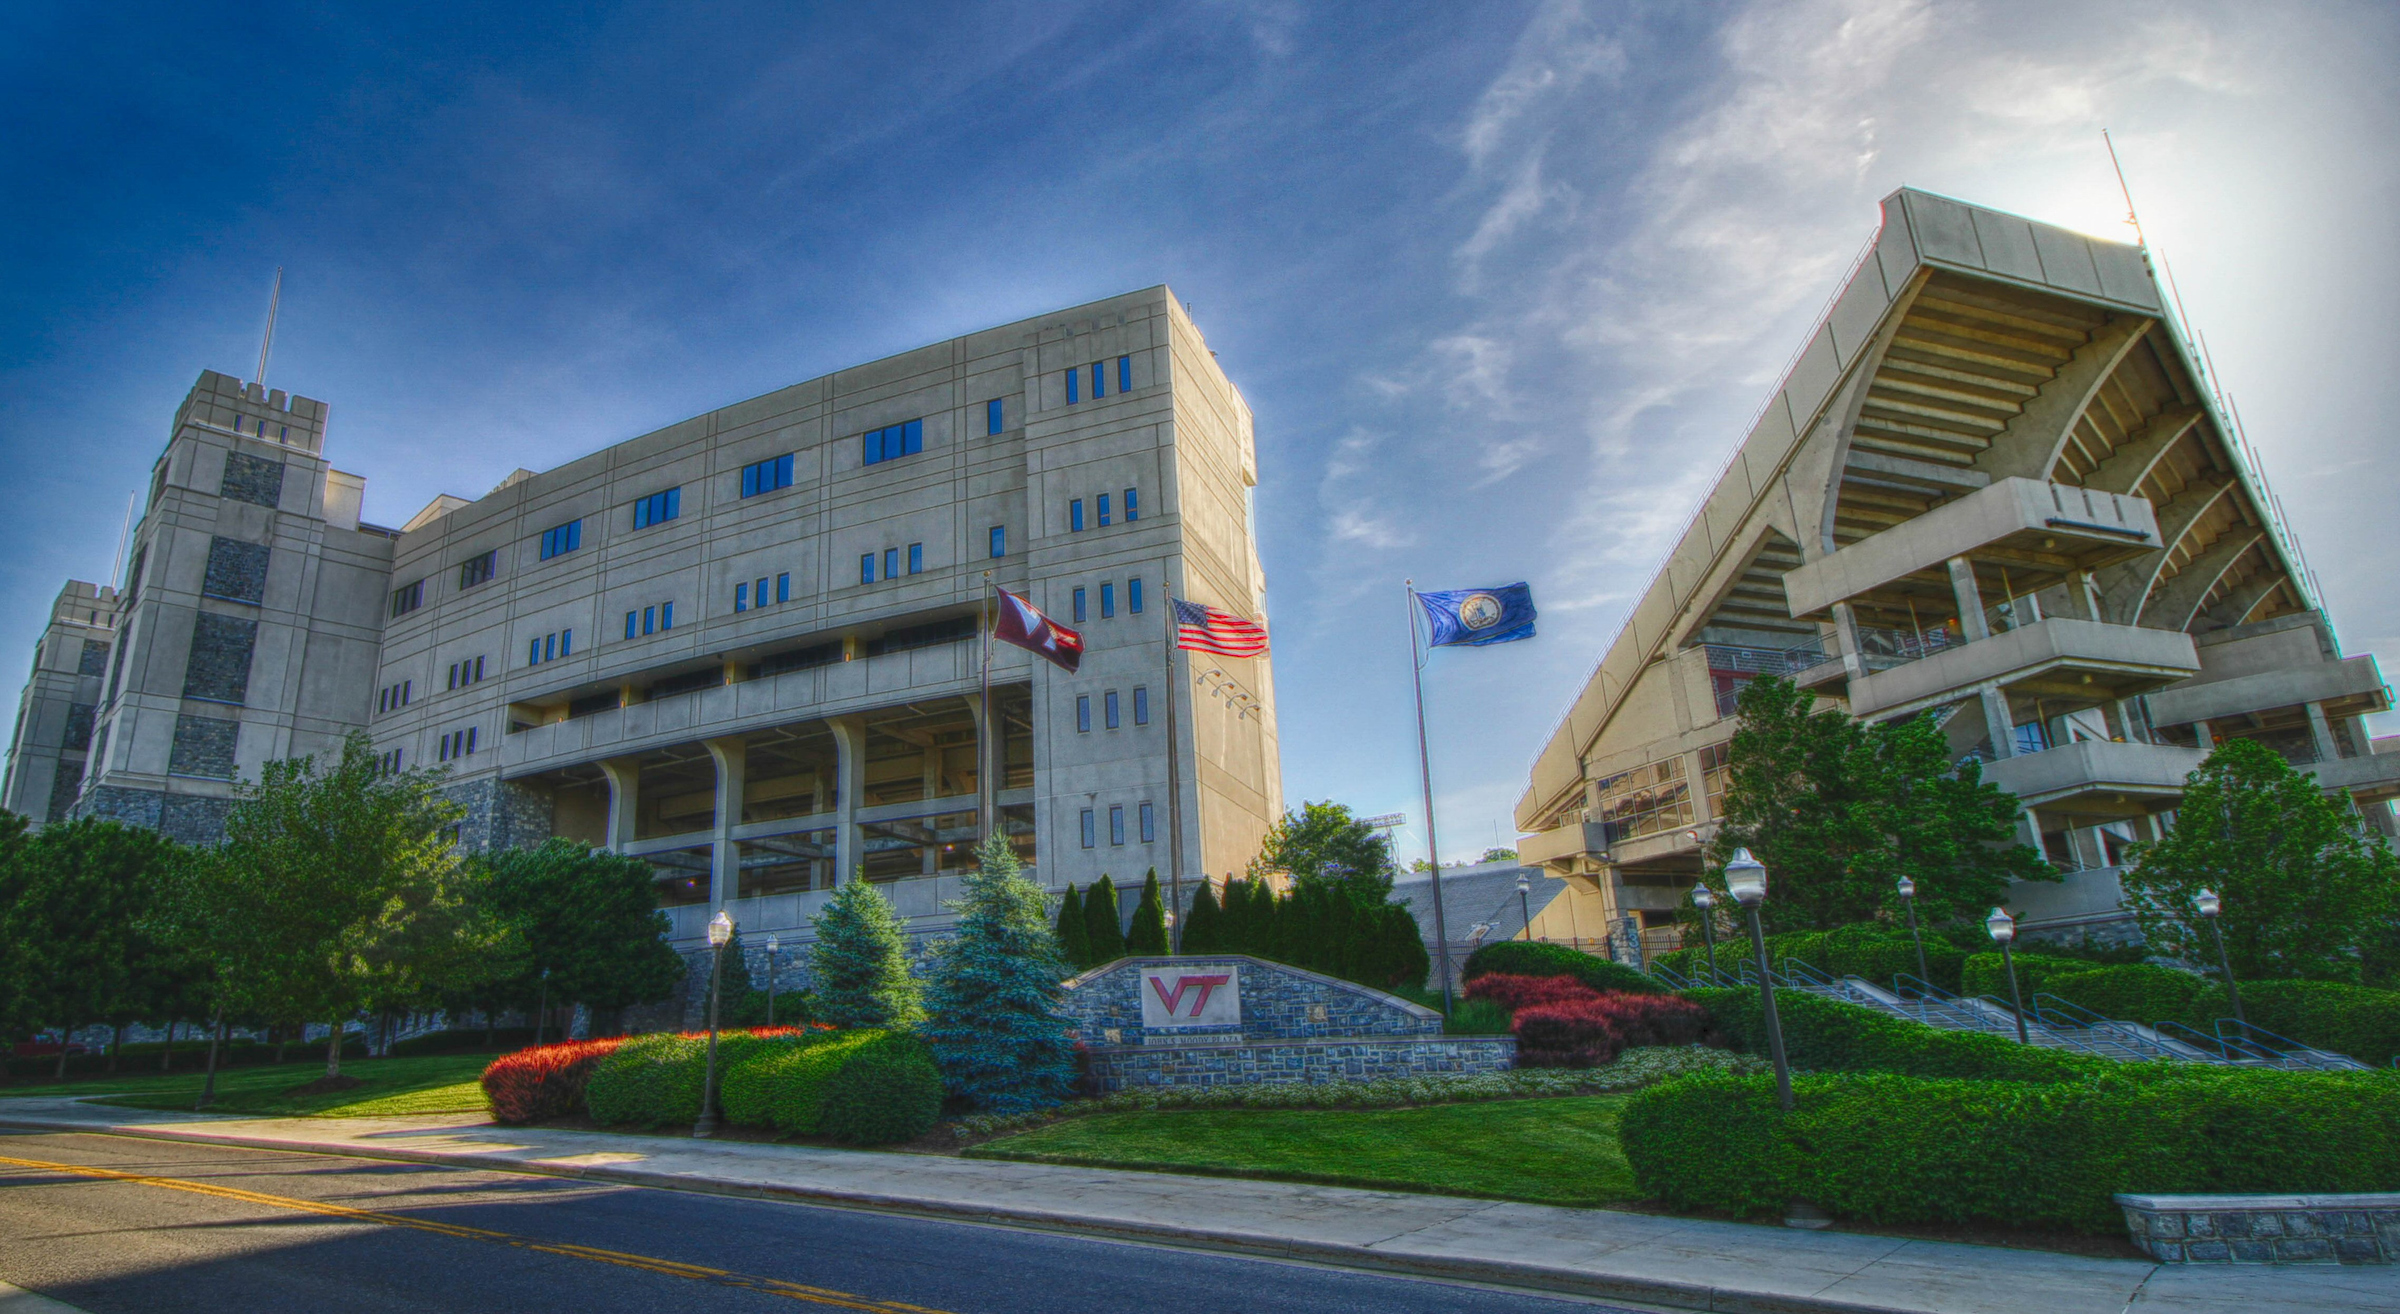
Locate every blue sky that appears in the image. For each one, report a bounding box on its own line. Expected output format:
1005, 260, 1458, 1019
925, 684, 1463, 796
5, 1, 2395, 859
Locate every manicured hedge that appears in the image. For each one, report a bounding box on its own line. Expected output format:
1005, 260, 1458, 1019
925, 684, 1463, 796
1460, 941, 1662, 995
1622, 1067, 2400, 1232
584, 1028, 811, 1127
482, 1038, 626, 1124
720, 1028, 941, 1143
1682, 987, 2106, 1082
1656, 924, 1966, 993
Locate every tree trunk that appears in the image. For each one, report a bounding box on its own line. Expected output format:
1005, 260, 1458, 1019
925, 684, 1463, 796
324, 1021, 343, 1080
161, 1020, 178, 1072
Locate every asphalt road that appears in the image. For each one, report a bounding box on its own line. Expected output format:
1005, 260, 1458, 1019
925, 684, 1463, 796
0, 1130, 1642, 1313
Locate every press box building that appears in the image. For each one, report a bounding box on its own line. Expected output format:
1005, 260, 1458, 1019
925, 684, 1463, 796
1514, 189, 2396, 953
3, 288, 1283, 948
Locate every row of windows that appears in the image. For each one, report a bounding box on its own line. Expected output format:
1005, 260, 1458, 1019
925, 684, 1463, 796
447, 656, 487, 690
1071, 577, 1145, 623
1075, 686, 1151, 732
734, 574, 792, 612
437, 727, 479, 762
1068, 488, 1138, 532
632, 487, 681, 530
860, 545, 923, 585
459, 550, 497, 590
862, 419, 924, 466
377, 680, 413, 714
741, 454, 795, 498
1079, 801, 1156, 848
540, 520, 582, 560
528, 630, 574, 666
625, 603, 675, 639
1065, 356, 1134, 405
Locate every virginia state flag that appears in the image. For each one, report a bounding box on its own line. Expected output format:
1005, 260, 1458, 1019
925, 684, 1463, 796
1417, 583, 1537, 647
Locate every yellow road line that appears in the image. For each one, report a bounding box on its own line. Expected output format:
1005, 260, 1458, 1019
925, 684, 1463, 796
0, 1153, 953, 1313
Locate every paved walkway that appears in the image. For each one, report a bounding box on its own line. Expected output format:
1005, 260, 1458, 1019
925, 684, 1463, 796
1, 1096, 2391, 1314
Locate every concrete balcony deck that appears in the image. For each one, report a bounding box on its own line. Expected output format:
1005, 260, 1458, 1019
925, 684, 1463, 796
1783, 477, 2159, 619
2143, 653, 2389, 728
1847, 617, 2199, 719
1979, 740, 2203, 818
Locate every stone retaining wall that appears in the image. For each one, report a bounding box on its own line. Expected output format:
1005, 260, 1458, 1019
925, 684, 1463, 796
2118, 1192, 2400, 1264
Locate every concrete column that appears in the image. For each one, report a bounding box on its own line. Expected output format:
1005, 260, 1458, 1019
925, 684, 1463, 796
1980, 686, 2016, 759
703, 736, 746, 910
1948, 557, 1990, 643
599, 757, 639, 852
2304, 701, 2341, 763
829, 714, 865, 885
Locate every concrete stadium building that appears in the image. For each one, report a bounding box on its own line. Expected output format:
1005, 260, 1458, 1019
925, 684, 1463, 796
3, 288, 1282, 949
1515, 188, 2395, 955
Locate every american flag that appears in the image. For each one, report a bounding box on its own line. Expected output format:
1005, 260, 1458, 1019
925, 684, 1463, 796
1173, 598, 1269, 658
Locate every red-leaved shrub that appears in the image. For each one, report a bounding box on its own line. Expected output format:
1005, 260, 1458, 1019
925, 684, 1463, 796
483, 1038, 626, 1124
1463, 973, 1711, 1067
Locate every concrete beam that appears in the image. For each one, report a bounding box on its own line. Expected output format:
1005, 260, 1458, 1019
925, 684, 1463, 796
2082, 406, 2202, 495
2140, 528, 2265, 632
1977, 316, 2156, 483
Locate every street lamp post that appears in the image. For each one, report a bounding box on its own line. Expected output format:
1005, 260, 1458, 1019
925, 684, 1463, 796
1515, 873, 1533, 941
1985, 906, 2030, 1044
1689, 881, 1720, 983
2195, 888, 2246, 1026
694, 910, 734, 1138
1896, 876, 1929, 985
1724, 849, 1792, 1112
763, 930, 782, 1031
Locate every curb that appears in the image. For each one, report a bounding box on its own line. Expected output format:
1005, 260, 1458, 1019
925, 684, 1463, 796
0, 1111, 1948, 1314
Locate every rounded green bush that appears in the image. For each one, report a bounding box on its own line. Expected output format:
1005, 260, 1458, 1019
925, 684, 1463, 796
1461, 940, 1662, 994
818, 1045, 945, 1145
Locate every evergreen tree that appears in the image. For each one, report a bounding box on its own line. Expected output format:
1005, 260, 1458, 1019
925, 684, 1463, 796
1181, 881, 1223, 954
2122, 737, 2400, 981
917, 834, 1078, 1114
809, 877, 923, 1028
1127, 870, 1169, 955
1083, 874, 1127, 963
1053, 884, 1092, 969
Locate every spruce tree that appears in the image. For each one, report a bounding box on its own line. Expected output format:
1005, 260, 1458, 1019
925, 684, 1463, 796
1181, 881, 1223, 954
1053, 884, 1093, 969
917, 835, 1078, 1114
1127, 870, 1169, 955
1084, 874, 1127, 963
808, 878, 923, 1028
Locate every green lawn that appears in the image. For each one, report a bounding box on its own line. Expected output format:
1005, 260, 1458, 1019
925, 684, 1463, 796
0, 1053, 496, 1119
965, 1095, 1638, 1207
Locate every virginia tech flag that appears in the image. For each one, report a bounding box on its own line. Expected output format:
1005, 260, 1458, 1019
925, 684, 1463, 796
1416, 583, 1537, 647
993, 586, 1084, 673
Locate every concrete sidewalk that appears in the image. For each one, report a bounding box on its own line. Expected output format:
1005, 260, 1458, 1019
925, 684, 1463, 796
0, 1097, 2390, 1314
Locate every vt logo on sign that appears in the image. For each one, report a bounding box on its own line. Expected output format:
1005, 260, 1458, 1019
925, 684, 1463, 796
1138, 965, 1242, 1028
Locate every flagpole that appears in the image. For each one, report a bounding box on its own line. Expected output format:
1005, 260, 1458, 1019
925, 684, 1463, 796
980, 573, 995, 851
1407, 580, 1456, 1013
1163, 577, 1185, 953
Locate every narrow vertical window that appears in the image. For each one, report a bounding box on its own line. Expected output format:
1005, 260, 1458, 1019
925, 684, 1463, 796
1066, 368, 1078, 405
907, 543, 922, 575
1081, 809, 1096, 848
1140, 801, 1155, 843
987, 398, 1004, 435
735, 582, 749, 612
990, 526, 1006, 558
1076, 695, 1091, 733
1100, 582, 1114, 618
1109, 805, 1125, 846
1119, 355, 1131, 393
861, 553, 875, 584
1133, 686, 1149, 725
1124, 488, 1138, 521
776, 573, 790, 603
660, 603, 672, 630
884, 548, 898, 580
1097, 494, 1111, 527
1073, 588, 1087, 623
1129, 577, 1144, 614
1070, 499, 1085, 532
1104, 690, 1119, 729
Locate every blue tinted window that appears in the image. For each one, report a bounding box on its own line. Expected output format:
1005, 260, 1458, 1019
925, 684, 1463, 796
1119, 355, 1131, 393
861, 553, 874, 584
735, 582, 748, 612
987, 398, 1003, 435
1076, 695, 1091, 733
1100, 583, 1114, 619
1104, 690, 1119, 729
1073, 588, 1087, 623
1129, 577, 1144, 614
990, 525, 1006, 558
907, 543, 922, 575
776, 573, 789, 603
1070, 500, 1085, 532
1097, 494, 1110, 527
1124, 488, 1137, 521
1133, 685, 1149, 725
1081, 808, 1096, 848
1066, 368, 1078, 405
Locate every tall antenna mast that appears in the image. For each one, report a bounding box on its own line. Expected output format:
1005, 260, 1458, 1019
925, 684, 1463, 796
255, 267, 284, 388
2102, 129, 2146, 250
